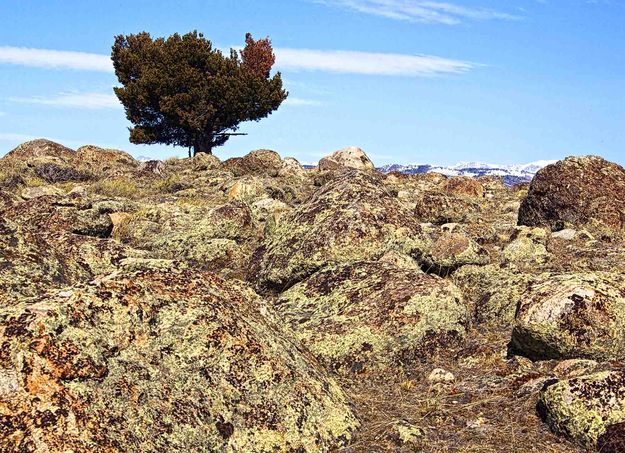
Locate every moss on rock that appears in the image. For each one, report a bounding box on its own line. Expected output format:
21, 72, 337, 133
538, 371, 625, 449
275, 261, 468, 374
0, 270, 359, 452
512, 272, 625, 361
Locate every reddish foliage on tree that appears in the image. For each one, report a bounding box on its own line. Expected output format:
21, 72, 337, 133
240, 33, 276, 78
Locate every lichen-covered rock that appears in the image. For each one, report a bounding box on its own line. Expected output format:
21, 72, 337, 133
598, 421, 625, 453
511, 273, 625, 360
116, 200, 260, 277
279, 157, 306, 177
318, 146, 375, 172
418, 231, 489, 275
251, 171, 424, 291
3, 138, 75, 162
0, 269, 359, 451
502, 227, 550, 267
538, 371, 625, 449
453, 264, 542, 327
75, 145, 138, 176
386, 420, 424, 447
275, 261, 467, 374
227, 176, 268, 202
223, 149, 283, 177
519, 156, 625, 231
414, 191, 481, 225
20, 185, 65, 199
192, 152, 221, 171
0, 192, 131, 302
442, 176, 485, 198
251, 198, 291, 235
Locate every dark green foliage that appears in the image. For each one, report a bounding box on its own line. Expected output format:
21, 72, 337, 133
111, 31, 287, 155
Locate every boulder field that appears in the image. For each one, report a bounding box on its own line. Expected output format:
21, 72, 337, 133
1, 140, 625, 452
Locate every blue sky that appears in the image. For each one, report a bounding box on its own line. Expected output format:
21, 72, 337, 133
0, 0, 623, 166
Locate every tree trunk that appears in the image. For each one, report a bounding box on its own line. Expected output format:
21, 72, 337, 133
193, 136, 213, 156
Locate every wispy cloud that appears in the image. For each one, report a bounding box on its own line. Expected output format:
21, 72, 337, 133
10, 92, 121, 109
0, 45, 476, 77
284, 97, 324, 106
276, 48, 475, 76
0, 46, 113, 72
316, 0, 520, 24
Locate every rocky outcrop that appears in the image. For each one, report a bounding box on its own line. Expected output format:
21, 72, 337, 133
417, 230, 489, 275
0, 191, 129, 302
442, 176, 485, 198
538, 371, 625, 449
3, 138, 75, 161
275, 261, 467, 374
511, 273, 625, 361
414, 191, 481, 225
115, 200, 261, 277
453, 264, 542, 327
318, 146, 375, 172
519, 156, 625, 231
223, 149, 284, 177
0, 269, 359, 451
250, 171, 424, 291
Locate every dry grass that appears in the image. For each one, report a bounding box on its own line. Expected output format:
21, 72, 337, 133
337, 328, 584, 452
90, 177, 143, 199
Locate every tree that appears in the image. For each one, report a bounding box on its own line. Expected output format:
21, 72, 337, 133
111, 31, 287, 155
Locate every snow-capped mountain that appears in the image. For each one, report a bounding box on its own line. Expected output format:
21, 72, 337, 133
377, 160, 556, 185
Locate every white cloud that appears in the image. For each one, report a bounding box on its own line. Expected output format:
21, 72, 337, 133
0, 45, 475, 77
10, 92, 122, 109
316, 0, 519, 24
275, 48, 475, 76
284, 97, 324, 106
0, 46, 113, 72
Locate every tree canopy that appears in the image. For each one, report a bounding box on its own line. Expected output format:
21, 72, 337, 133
111, 31, 287, 155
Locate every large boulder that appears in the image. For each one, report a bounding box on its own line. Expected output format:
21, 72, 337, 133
453, 264, 543, 327
318, 146, 375, 172
223, 149, 283, 177
442, 176, 485, 198
0, 269, 359, 451
417, 231, 489, 275
75, 145, 138, 176
2, 138, 75, 162
0, 192, 128, 302
250, 171, 424, 291
115, 200, 261, 277
414, 191, 481, 225
519, 156, 625, 231
275, 261, 468, 374
511, 273, 625, 361
538, 371, 625, 449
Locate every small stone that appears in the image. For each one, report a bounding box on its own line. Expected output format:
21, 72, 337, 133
466, 416, 487, 430
386, 420, 424, 446
551, 228, 577, 240
427, 368, 455, 384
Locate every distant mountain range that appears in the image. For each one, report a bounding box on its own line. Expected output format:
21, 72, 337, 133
376, 160, 556, 186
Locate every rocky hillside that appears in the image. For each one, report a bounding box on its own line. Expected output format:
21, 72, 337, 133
1, 141, 625, 452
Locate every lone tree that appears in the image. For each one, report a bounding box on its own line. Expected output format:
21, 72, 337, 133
111, 31, 287, 155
